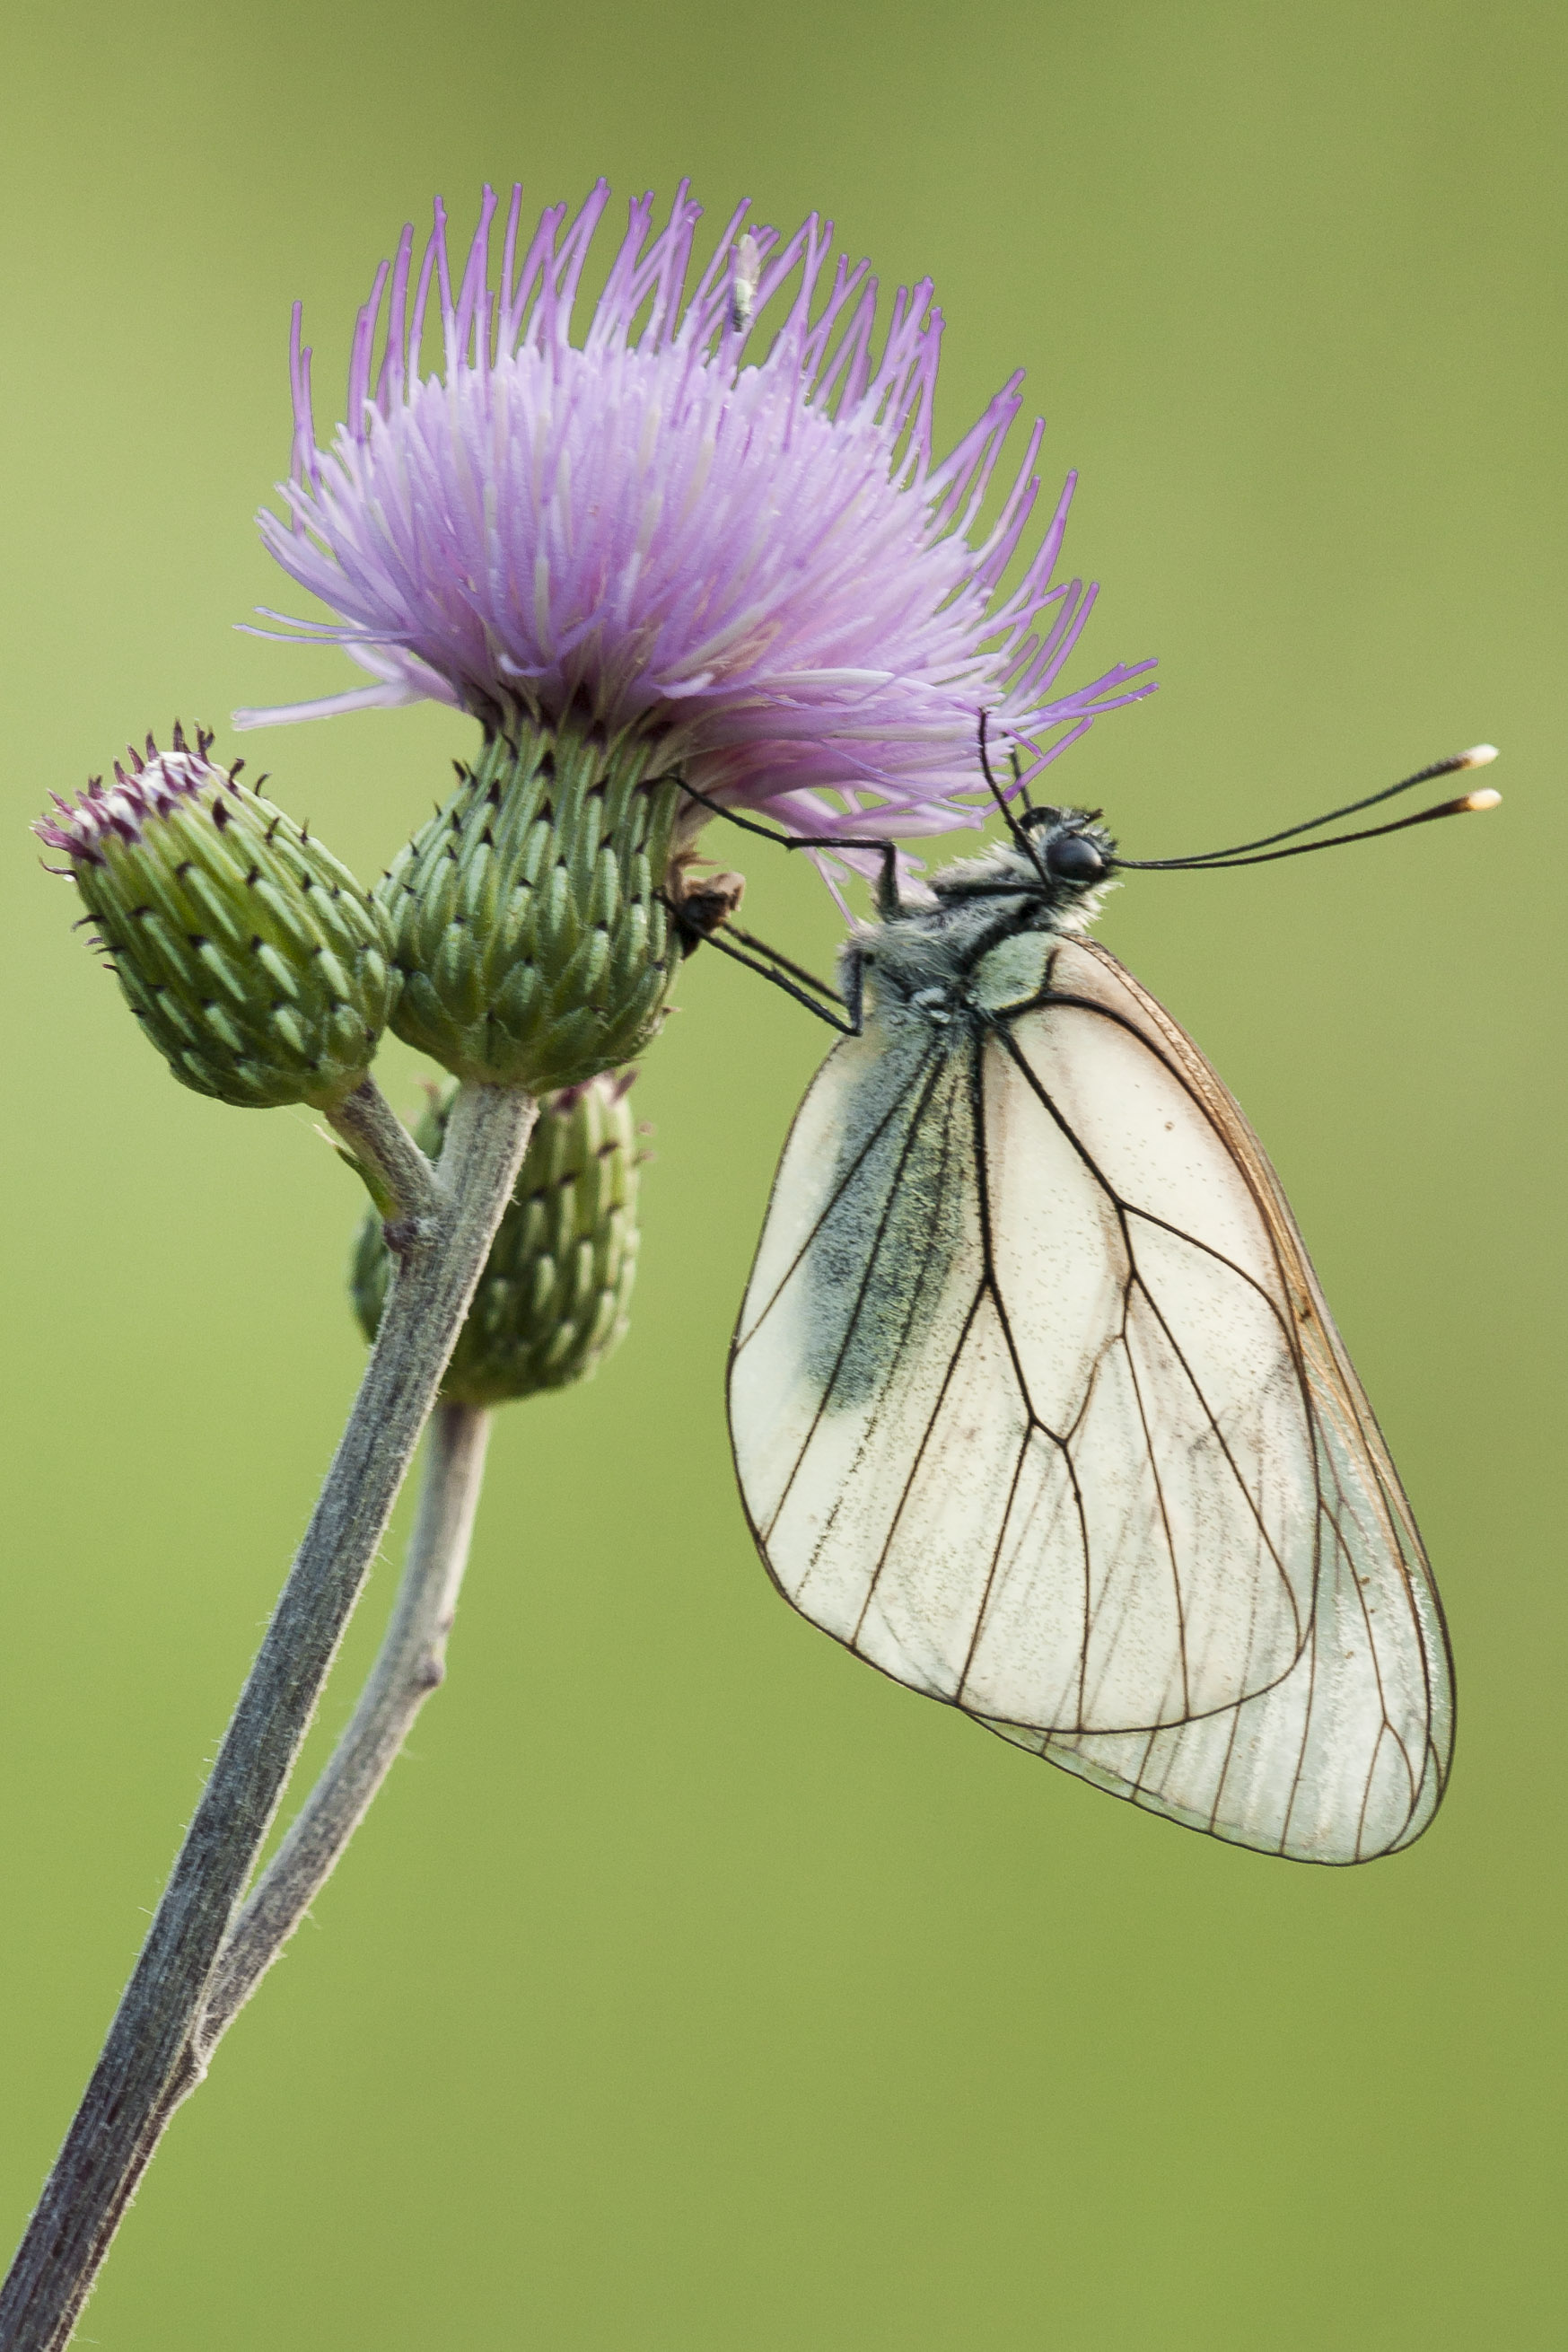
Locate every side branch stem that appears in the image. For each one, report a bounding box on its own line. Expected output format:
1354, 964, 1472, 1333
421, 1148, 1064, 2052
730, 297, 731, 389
202, 1399, 492, 2045
0, 1086, 534, 2352
325, 1075, 441, 1224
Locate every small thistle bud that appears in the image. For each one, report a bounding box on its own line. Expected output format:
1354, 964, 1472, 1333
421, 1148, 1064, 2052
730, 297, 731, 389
375, 721, 682, 1093
37, 727, 398, 1110
350, 1071, 643, 1404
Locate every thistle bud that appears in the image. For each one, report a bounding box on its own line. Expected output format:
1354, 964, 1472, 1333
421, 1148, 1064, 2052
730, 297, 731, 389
38, 726, 398, 1110
351, 1071, 642, 1404
374, 721, 684, 1093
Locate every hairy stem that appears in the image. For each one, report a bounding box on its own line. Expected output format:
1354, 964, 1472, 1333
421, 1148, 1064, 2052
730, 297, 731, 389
203, 1399, 492, 2045
32, 1403, 495, 2352
324, 1075, 442, 1226
1, 1086, 534, 2352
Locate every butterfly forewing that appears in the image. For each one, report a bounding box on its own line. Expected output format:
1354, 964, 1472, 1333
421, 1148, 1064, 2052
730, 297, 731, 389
729, 932, 1453, 1862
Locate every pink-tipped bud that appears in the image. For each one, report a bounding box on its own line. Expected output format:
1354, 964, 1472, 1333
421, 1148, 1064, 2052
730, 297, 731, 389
39, 728, 399, 1110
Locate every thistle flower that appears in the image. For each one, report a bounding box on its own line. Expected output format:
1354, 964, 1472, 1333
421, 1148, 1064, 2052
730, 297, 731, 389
37, 726, 397, 1109
350, 1072, 643, 1403
238, 180, 1155, 1091
241, 179, 1152, 838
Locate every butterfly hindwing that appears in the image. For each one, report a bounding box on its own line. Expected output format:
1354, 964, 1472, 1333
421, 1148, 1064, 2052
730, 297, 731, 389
1004, 941, 1452, 1859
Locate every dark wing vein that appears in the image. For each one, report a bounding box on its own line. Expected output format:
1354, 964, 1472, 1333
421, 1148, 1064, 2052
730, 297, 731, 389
1128, 1265, 1307, 1644
851, 1279, 987, 1646
757, 1051, 950, 1548
967, 1026, 1102, 1724
841, 1067, 984, 1619
1118, 1302, 1191, 1717
956, 1429, 1033, 1702
738, 1042, 941, 1352
986, 1020, 1308, 1680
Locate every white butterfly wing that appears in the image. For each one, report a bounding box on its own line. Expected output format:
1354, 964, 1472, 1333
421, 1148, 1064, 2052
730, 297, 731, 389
729, 1016, 1002, 1699
728, 935, 1453, 1863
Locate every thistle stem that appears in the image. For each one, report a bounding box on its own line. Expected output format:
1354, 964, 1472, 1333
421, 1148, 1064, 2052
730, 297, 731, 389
203, 1399, 492, 2046
325, 1075, 442, 1225
0, 1086, 534, 2352
28, 1403, 496, 2352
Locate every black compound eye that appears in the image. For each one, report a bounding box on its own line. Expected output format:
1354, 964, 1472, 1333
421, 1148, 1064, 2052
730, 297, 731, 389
1045, 832, 1106, 884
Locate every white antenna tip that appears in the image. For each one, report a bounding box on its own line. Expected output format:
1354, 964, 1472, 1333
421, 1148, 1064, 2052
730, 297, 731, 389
1459, 744, 1499, 768
1462, 787, 1502, 812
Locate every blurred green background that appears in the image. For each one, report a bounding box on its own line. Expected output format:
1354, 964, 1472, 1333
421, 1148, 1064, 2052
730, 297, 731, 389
1, 2, 1561, 2346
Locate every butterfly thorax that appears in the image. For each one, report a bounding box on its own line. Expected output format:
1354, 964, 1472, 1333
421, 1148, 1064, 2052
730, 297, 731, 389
840, 818, 1117, 1038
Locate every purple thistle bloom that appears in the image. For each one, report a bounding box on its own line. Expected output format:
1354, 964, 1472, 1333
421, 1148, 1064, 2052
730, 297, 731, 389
238, 181, 1154, 848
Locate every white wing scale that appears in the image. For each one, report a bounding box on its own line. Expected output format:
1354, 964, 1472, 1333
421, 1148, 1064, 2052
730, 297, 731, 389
729, 936, 1453, 1863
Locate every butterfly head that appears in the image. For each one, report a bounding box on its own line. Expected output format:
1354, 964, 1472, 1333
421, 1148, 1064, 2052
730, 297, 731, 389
1016, 804, 1116, 892
921, 804, 1118, 951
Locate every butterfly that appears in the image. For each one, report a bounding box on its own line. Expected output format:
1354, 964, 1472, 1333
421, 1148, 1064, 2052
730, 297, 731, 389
678, 737, 1496, 1863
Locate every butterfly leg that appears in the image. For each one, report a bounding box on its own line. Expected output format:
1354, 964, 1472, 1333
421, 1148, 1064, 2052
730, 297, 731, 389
668, 778, 904, 918
718, 921, 848, 1009
678, 917, 860, 1035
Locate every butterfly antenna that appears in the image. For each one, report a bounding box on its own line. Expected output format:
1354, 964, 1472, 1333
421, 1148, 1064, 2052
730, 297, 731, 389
1115, 747, 1498, 871
1117, 777, 1501, 873
977, 712, 1050, 884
